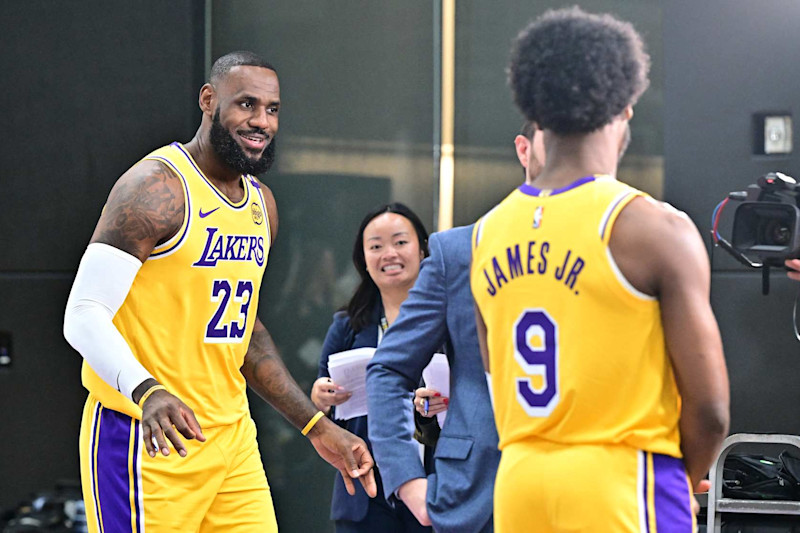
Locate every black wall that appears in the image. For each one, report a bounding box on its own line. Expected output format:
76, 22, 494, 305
3, 0, 800, 520
0, 0, 205, 507
663, 0, 800, 434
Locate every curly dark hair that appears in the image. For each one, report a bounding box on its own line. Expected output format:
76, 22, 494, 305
508, 7, 650, 135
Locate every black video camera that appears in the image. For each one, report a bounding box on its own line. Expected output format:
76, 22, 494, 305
731, 172, 800, 265
715, 172, 800, 294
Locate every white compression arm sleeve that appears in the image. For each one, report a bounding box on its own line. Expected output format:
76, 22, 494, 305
64, 242, 154, 401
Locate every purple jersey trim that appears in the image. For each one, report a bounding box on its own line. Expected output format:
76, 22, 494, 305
251, 176, 271, 246
653, 454, 692, 531
172, 142, 249, 209
147, 155, 192, 258
474, 218, 484, 248
96, 408, 136, 533
599, 191, 635, 243
518, 176, 596, 197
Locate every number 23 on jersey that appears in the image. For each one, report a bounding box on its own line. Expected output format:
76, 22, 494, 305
205, 279, 254, 343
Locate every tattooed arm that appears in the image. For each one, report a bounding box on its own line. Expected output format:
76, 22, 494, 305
90, 159, 184, 261
241, 318, 377, 497
73, 160, 206, 457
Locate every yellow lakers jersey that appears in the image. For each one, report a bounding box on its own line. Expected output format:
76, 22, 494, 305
471, 176, 681, 457
82, 142, 271, 428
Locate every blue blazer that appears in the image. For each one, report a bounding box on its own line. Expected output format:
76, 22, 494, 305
318, 305, 382, 522
366, 225, 500, 533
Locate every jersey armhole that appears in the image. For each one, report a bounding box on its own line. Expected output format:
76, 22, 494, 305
600, 191, 657, 301
472, 217, 484, 250
249, 176, 272, 248
146, 156, 191, 259
599, 190, 641, 244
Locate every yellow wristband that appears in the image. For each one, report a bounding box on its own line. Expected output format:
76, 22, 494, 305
137, 385, 167, 409
301, 411, 326, 436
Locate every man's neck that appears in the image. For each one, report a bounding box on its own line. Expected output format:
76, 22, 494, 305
530, 127, 621, 189
184, 132, 244, 200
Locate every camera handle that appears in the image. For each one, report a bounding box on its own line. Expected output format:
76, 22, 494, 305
712, 234, 769, 294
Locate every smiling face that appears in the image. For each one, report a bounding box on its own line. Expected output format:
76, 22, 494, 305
206, 65, 280, 174
362, 212, 424, 294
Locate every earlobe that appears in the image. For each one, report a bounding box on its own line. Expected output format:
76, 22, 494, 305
623, 105, 634, 121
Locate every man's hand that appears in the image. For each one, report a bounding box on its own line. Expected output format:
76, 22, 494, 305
139, 388, 206, 458
786, 259, 800, 281
397, 478, 431, 526
692, 478, 711, 517
307, 418, 377, 497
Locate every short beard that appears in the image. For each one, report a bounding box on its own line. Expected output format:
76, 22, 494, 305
209, 110, 276, 175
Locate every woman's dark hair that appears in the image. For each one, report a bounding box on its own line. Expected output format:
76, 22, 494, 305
508, 6, 650, 135
346, 202, 429, 332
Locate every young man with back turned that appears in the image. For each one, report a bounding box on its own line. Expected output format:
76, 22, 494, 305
471, 9, 729, 532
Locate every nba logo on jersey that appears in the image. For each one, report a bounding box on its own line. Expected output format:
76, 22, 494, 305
532, 206, 543, 229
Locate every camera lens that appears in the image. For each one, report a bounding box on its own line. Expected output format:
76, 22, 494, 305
762, 219, 791, 245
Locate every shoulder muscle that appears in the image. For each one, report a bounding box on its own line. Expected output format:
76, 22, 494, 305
90, 159, 185, 262
609, 196, 708, 297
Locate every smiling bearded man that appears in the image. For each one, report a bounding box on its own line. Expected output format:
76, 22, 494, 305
64, 50, 376, 533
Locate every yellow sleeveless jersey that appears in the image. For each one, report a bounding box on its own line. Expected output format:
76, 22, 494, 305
82, 142, 271, 428
471, 176, 681, 457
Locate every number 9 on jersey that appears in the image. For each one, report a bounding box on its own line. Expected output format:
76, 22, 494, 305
513, 309, 559, 416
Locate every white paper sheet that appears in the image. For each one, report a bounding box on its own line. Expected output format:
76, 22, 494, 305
327, 347, 376, 421
422, 353, 450, 427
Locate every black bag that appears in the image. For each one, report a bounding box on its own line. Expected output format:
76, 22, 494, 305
1, 480, 86, 532
723, 452, 800, 500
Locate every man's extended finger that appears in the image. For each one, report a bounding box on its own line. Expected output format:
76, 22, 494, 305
358, 468, 377, 498
142, 425, 156, 458
172, 413, 196, 441
349, 443, 375, 478
179, 407, 205, 442
163, 426, 188, 458
339, 468, 356, 496
152, 422, 171, 456
335, 439, 362, 478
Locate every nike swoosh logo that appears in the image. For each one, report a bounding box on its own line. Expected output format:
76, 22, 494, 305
199, 207, 220, 218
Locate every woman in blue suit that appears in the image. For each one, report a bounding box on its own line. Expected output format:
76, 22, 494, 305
311, 203, 432, 533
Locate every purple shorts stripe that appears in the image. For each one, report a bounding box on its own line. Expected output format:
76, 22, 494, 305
132, 421, 142, 533
652, 453, 692, 532
96, 408, 136, 533
90, 403, 104, 532
642, 452, 650, 533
